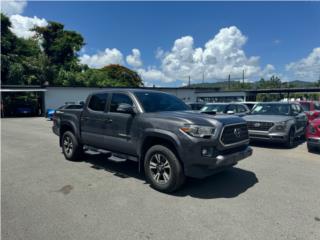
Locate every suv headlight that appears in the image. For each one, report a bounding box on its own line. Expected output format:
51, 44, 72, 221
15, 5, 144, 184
275, 121, 287, 130
180, 125, 216, 138
309, 124, 316, 134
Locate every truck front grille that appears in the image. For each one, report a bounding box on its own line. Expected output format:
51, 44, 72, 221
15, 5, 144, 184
247, 121, 274, 131
220, 123, 249, 146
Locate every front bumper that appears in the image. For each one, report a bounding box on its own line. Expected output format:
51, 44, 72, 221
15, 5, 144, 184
184, 146, 253, 178
248, 130, 288, 143
307, 137, 320, 148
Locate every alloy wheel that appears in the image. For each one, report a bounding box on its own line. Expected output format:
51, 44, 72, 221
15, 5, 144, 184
149, 153, 171, 184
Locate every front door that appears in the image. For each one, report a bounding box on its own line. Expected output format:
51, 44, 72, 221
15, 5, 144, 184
105, 93, 137, 155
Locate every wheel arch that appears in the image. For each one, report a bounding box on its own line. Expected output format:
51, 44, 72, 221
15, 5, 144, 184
138, 131, 183, 173
59, 121, 78, 146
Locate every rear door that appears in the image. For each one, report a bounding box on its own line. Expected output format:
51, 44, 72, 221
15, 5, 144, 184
81, 93, 110, 149
105, 92, 137, 155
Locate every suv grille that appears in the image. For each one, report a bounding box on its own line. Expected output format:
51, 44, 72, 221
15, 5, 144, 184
220, 123, 249, 146
247, 121, 274, 131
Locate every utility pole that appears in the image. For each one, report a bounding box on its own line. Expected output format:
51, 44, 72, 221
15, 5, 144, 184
242, 69, 245, 84
188, 76, 191, 87
228, 74, 231, 90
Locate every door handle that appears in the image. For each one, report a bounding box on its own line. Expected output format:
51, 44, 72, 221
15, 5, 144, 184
105, 118, 113, 124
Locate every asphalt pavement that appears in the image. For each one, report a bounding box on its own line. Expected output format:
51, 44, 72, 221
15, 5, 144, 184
2, 118, 320, 240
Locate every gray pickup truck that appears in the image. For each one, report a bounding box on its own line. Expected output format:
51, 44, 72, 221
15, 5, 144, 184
53, 89, 252, 192
243, 102, 307, 148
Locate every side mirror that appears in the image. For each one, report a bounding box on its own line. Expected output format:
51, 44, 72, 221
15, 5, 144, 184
116, 103, 135, 114
227, 110, 235, 114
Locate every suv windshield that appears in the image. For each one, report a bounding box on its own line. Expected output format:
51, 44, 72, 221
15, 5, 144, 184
251, 103, 290, 116
200, 104, 227, 113
134, 92, 189, 112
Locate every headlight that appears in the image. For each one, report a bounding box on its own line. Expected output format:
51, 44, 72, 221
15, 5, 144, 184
180, 125, 216, 138
309, 124, 316, 134
275, 121, 287, 130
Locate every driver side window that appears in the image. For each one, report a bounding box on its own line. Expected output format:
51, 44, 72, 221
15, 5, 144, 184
110, 93, 133, 113
226, 104, 237, 113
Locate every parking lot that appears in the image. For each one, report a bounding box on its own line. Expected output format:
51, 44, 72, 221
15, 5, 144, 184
2, 117, 320, 240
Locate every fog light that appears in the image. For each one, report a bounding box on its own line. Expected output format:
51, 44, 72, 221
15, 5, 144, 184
201, 147, 214, 157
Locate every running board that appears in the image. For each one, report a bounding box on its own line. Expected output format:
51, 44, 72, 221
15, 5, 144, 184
84, 145, 138, 162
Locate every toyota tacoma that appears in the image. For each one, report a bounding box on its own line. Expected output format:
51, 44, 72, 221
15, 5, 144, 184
53, 89, 253, 192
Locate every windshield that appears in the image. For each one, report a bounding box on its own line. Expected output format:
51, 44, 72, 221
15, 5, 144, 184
134, 92, 190, 112
200, 104, 227, 113
300, 102, 310, 111
251, 103, 290, 116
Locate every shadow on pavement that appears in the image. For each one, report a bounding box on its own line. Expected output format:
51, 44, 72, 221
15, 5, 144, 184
250, 138, 305, 149
173, 167, 258, 199
81, 153, 258, 199
82, 153, 145, 181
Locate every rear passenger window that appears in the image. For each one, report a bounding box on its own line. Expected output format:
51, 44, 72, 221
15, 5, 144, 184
88, 93, 108, 112
110, 93, 133, 112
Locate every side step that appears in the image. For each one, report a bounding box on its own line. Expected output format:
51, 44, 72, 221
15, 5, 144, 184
84, 145, 138, 162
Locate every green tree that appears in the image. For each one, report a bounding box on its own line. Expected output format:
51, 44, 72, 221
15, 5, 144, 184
33, 21, 85, 85
1, 13, 45, 85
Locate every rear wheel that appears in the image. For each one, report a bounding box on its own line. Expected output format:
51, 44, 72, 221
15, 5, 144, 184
62, 131, 83, 161
144, 145, 185, 193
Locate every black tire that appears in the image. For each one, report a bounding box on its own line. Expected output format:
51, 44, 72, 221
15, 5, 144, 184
61, 131, 83, 161
144, 145, 185, 193
286, 128, 295, 148
307, 144, 314, 152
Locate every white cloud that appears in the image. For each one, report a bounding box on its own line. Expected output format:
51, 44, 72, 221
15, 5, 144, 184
126, 48, 143, 68
286, 47, 320, 81
154, 26, 269, 83
260, 64, 277, 79
137, 67, 173, 83
1, 0, 27, 16
79, 48, 124, 68
9, 14, 48, 39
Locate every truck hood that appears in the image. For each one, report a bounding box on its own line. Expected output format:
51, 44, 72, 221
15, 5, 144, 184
143, 110, 245, 126
243, 114, 292, 122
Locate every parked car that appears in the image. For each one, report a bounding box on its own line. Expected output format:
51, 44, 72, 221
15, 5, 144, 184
297, 101, 320, 123
15, 106, 35, 116
306, 117, 320, 152
46, 103, 83, 120
243, 102, 308, 148
200, 103, 250, 117
52, 89, 253, 193
186, 102, 205, 110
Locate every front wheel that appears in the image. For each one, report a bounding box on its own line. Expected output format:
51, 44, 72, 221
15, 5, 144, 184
62, 131, 83, 161
144, 145, 185, 193
286, 128, 295, 148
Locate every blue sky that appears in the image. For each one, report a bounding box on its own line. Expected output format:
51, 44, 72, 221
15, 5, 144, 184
3, 1, 320, 86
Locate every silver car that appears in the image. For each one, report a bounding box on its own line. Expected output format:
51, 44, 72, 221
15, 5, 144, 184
243, 102, 307, 148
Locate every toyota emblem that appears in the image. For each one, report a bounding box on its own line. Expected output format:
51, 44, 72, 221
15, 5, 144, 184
234, 128, 241, 138
254, 122, 261, 127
